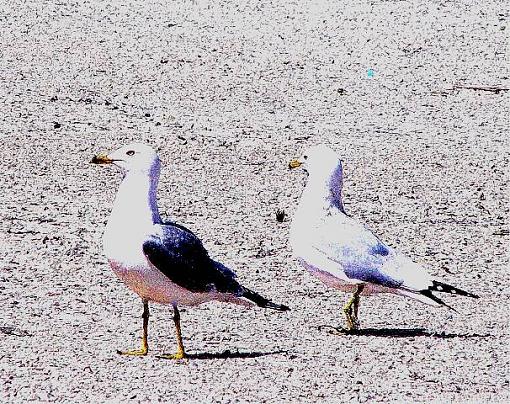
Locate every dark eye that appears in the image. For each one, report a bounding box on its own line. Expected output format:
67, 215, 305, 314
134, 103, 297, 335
126, 150, 135, 156
303, 155, 308, 160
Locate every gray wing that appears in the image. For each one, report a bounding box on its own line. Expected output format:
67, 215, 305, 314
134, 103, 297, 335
314, 216, 405, 288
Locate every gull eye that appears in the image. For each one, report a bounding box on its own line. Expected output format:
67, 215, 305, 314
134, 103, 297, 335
126, 150, 135, 156
303, 155, 308, 160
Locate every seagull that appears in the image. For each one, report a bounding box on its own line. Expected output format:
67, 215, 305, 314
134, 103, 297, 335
288, 144, 478, 332
92, 142, 289, 359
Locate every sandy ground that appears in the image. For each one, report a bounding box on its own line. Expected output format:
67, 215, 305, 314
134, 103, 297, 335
1, 0, 509, 402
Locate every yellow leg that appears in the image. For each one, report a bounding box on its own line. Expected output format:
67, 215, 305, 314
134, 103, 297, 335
352, 290, 361, 321
342, 284, 365, 331
158, 305, 187, 360
117, 299, 149, 356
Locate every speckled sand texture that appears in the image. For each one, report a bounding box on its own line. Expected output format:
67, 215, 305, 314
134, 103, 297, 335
1, 0, 509, 402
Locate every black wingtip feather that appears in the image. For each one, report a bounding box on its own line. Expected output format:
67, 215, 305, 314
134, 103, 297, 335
241, 288, 290, 311
419, 280, 479, 312
420, 289, 458, 312
428, 281, 479, 299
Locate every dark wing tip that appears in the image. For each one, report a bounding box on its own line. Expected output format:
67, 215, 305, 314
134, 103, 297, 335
241, 288, 290, 311
419, 289, 458, 312
429, 281, 479, 299
419, 280, 479, 312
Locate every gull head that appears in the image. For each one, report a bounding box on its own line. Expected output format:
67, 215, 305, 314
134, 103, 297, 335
289, 144, 341, 177
91, 142, 160, 175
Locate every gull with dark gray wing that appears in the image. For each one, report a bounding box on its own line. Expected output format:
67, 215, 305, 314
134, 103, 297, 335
92, 142, 288, 359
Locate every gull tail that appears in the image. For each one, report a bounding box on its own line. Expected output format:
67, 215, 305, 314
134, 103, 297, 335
241, 288, 290, 311
417, 280, 479, 311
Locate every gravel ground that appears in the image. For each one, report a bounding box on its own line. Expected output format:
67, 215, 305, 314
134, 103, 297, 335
1, 0, 509, 402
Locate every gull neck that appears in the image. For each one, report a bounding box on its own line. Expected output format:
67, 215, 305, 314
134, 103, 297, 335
302, 161, 345, 214
112, 165, 161, 228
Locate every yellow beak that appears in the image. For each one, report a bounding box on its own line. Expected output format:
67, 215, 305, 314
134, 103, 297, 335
91, 153, 114, 164
288, 159, 302, 169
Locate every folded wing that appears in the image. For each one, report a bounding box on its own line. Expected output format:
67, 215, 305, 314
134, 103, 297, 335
312, 214, 429, 290
143, 222, 242, 294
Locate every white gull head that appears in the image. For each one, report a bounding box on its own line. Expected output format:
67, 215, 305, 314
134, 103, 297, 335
291, 144, 341, 178
92, 142, 161, 176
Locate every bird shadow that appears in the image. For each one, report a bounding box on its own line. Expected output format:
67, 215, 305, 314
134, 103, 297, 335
181, 349, 286, 360
317, 325, 491, 339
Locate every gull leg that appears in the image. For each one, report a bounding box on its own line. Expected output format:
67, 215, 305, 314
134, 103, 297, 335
158, 304, 186, 360
352, 284, 364, 329
342, 295, 357, 331
117, 299, 149, 356
342, 284, 365, 331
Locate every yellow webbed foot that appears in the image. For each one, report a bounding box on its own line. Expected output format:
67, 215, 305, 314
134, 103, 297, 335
157, 351, 186, 360
117, 347, 148, 356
